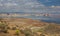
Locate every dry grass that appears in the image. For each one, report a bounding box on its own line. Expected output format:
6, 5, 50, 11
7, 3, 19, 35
0, 18, 60, 36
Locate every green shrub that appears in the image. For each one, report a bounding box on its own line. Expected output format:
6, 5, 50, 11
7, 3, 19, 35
15, 29, 20, 36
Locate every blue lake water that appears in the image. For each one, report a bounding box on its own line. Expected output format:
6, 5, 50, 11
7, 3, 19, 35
0, 13, 60, 24
0, 16, 60, 24
23, 16, 60, 24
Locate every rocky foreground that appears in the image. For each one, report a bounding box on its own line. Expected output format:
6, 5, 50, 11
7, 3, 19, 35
0, 18, 60, 36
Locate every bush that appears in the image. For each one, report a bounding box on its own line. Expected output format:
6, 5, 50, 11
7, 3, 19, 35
12, 27, 17, 30
44, 24, 60, 34
0, 23, 7, 29
16, 25, 19, 27
0, 29, 8, 33
20, 29, 24, 34
2, 29, 8, 33
7, 26, 10, 29
40, 34, 45, 36
15, 29, 20, 36
0, 23, 8, 33
23, 28, 34, 36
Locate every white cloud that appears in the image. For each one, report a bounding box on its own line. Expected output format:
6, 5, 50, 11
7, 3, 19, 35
7, 0, 12, 1
0, 0, 60, 13
54, 6, 60, 8
0, 0, 3, 1
50, 6, 60, 9
51, 5, 55, 8
45, 0, 51, 2
0, 0, 45, 12
3, 3, 18, 7
0, 3, 3, 6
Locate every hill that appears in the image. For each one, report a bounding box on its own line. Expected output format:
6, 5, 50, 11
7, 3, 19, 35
0, 18, 60, 36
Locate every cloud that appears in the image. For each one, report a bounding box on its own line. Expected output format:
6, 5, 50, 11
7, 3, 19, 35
0, 3, 3, 6
45, 0, 51, 2
54, 6, 60, 8
0, 0, 60, 13
4, 3, 18, 7
0, 0, 45, 12
0, 0, 3, 1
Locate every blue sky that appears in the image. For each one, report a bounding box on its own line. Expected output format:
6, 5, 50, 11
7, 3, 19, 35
38, 0, 60, 6
0, 0, 60, 13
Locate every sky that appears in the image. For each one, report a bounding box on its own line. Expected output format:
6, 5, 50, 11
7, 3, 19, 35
0, 0, 60, 13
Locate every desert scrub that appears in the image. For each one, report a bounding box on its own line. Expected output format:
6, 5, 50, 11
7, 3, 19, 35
23, 28, 34, 36
20, 29, 24, 34
44, 24, 60, 34
16, 25, 19, 27
0, 29, 8, 33
12, 27, 17, 30
7, 26, 10, 29
0, 23, 8, 33
38, 28, 45, 33
0, 27, 8, 33
0, 23, 8, 30
15, 29, 20, 36
40, 34, 45, 36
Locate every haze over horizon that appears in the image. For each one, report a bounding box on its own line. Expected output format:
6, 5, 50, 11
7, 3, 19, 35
0, 0, 60, 14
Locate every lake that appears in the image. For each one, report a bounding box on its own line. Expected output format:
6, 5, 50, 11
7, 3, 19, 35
0, 12, 60, 24
22, 16, 60, 24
